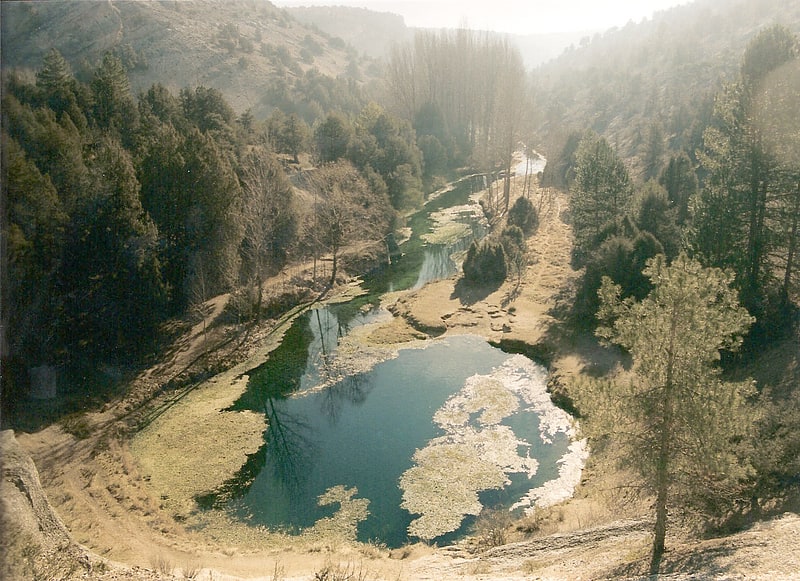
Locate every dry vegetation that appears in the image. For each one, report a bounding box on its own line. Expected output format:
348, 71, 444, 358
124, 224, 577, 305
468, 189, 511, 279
1, 0, 362, 118
3, 176, 799, 580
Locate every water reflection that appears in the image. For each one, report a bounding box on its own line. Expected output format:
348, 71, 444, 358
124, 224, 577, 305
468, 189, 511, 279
413, 231, 480, 289
195, 396, 315, 509
200, 304, 381, 508
202, 165, 574, 543
229, 336, 571, 547
320, 371, 372, 426
261, 397, 315, 496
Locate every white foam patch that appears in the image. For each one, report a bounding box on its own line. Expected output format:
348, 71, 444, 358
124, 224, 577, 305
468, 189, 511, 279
511, 438, 590, 515
399, 351, 585, 540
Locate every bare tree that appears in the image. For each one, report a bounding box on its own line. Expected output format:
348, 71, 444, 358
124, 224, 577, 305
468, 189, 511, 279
387, 28, 531, 184
304, 161, 394, 289
494, 43, 528, 213
239, 147, 296, 317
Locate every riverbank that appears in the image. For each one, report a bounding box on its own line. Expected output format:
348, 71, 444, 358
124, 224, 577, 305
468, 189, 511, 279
4, 175, 616, 579
4, 174, 591, 578
6, 176, 797, 580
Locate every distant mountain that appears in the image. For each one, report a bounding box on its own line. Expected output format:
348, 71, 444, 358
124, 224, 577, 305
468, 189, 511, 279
283, 4, 585, 67
513, 31, 593, 68
0, 0, 370, 119
286, 5, 412, 58
532, 0, 800, 178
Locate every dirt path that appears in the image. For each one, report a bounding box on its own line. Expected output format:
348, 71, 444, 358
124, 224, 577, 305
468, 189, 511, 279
6, 177, 799, 580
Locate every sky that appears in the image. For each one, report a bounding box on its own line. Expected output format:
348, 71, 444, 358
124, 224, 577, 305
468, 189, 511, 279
273, 0, 692, 35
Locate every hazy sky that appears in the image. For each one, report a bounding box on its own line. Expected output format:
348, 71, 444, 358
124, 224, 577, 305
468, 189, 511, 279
274, 0, 692, 35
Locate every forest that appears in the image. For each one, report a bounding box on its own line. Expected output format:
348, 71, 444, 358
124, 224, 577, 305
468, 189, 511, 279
2, 26, 533, 401
1, 0, 800, 577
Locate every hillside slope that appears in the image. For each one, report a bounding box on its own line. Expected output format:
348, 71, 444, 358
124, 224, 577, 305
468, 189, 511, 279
284, 4, 584, 67
533, 0, 800, 177
1, 0, 366, 118
286, 5, 412, 58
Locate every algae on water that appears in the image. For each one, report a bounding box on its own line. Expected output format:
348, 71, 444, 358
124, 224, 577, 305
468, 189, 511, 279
399, 353, 581, 541
304, 485, 369, 542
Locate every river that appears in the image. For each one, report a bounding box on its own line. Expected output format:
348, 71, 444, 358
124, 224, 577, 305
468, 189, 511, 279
200, 156, 586, 547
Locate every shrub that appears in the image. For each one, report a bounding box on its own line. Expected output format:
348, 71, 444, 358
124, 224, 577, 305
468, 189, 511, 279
507, 196, 538, 235
463, 239, 507, 285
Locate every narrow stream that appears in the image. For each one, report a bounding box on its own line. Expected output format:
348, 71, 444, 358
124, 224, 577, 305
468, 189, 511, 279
201, 157, 586, 547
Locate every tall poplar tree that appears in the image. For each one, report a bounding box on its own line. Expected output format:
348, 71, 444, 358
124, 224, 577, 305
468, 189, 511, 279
585, 253, 755, 575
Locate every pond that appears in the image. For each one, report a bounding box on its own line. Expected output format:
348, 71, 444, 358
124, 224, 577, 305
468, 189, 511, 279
200, 156, 587, 547
226, 335, 575, 547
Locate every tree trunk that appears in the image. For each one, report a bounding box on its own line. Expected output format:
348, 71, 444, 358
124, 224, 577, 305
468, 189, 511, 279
503, 171, 511, 214
329, 251, 338, 289
650, 305, 679, 576
745, 150, 768, 301
782, 179, 800, 304
650, 463, 669, 576
255, 275, 264, 321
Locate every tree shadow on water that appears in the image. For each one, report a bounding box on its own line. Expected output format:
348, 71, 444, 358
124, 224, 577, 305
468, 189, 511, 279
195, 396, 316, 509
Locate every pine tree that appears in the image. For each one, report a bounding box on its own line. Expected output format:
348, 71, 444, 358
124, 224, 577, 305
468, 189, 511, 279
692, 26, 798, 321
658, 151, 697, 226
584, 253, 755, 575
91, 52, 139, 145
570, 131, 633, 262
3, 136, 67, 363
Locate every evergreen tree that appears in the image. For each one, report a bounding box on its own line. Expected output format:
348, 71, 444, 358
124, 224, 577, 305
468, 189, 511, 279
507, 195, 538, 236
180, 85, 236, 137
633, 180, 681, 259
750, 53, 800, 307
585, 254, 755, 575
463, 239, 508, 286
314, 112, 352, 163
58, 137, 165, 359
692, 26, 798, 322
281, 113, 310, 163
35, 48, 89, 130
91, 52, 139, 145
137, 121, 190, 304
3, 137, 67, 363
138, 83, 182, 127
181, 128, 243, 299
570, 131, 633, 262
642, 121, 666, 181
4, 95, 90, 212
658, 151, 697, 225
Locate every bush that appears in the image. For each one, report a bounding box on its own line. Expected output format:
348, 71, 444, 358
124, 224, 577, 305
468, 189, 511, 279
573, 232, 663, 326
463, 239, 507, 285
500, 225, 525, 257
507, 196, 538, 235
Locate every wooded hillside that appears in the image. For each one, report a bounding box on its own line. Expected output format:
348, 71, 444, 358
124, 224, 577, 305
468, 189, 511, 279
534, 0, 800, 180
1, 0, 375, 120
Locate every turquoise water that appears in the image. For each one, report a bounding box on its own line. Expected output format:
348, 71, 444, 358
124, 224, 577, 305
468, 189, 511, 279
207, 161, 577, 546
229, 334, 569, 547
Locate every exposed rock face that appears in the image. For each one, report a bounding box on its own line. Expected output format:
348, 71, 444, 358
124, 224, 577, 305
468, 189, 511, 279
0, 429, 86, 579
